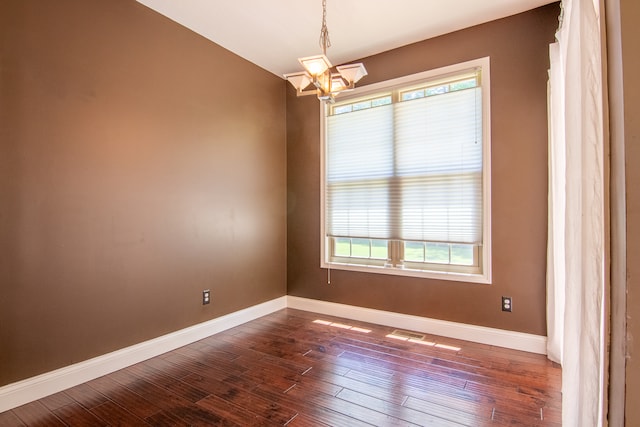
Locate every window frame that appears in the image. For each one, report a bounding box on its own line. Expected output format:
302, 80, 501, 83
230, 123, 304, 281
320, 57, 492, 284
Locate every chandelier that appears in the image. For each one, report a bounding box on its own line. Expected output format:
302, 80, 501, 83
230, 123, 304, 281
283, 0, 367, 103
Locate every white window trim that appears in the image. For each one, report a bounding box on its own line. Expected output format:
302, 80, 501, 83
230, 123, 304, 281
320, 57, 492, 284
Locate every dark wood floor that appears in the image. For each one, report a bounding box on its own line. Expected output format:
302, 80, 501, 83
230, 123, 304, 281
0, 308, 561, 426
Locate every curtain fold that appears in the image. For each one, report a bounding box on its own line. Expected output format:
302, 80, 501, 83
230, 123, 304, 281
546, 41, 566, 365
546, 0, 606, 425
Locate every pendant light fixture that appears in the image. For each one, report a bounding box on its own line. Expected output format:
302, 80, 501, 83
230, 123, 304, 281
283, 0, 367, 103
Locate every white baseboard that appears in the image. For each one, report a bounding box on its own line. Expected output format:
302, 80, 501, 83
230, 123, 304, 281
0, 296, 287, 413
0, 294, 547, 413
286, 296, 547, 355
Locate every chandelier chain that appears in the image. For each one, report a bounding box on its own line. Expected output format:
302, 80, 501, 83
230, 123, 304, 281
319, 0, 331, 55
283, 0, 366, 103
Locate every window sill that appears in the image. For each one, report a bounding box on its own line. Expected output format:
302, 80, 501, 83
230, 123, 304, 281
321, 260, 492, 285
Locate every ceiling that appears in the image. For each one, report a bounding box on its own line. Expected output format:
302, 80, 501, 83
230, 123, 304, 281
136, 0, 556, 78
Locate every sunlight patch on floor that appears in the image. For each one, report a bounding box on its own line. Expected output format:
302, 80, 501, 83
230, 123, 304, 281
313, 319, 372, 333
386, 329, 461, 351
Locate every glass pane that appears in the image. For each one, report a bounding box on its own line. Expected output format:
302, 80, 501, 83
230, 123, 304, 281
333, 105, 352, 115
334, 238, 351, 257
425, 242, 450, 264
402, 90, 424, 101
353, 101, 372, 111
451, 244, 474, 265
425, 85, 449, 96
449, 78, 477, 92
372, 96, 392, 107
370, 240, 388, 259
404, 242, 425, 262
351, 238, 371, 258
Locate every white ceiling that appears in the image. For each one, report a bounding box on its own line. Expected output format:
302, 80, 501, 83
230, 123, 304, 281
136, 0, 555, 78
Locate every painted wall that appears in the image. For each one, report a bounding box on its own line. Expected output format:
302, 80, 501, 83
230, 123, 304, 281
621, 0, 640, 423
287, 4, 559, 336
0, 0, 287, 386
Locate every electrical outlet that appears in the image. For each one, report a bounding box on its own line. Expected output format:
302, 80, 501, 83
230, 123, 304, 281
203, 289, 211, 305
502, 296, 512, 312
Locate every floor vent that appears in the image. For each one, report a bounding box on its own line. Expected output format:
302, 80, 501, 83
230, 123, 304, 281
389, 330, 426, 341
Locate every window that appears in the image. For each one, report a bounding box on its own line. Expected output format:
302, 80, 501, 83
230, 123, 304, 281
321, 57, 491, 283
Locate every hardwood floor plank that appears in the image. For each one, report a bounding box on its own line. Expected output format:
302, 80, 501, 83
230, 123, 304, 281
252, 383, 372, 427
173, 345, 248, 375
431, 355, 560, 392
336, 389, 468, 427
401, 378, 490, 416
196, 394, 277, 426
287, 383, 419, 427
463, 378, 551, 412
0, 410, 26, 427
162, 405, 240, 427
296, 352, 352, 376
89, 401, 152, 426
124, 376, 206, 411
124, 362, 180, 388
87, 376, 161, 419
11, 401, 66, 426
63, 383, 109, 410
162, 351, 243, 383
39, 392, 75, 412
492, 406, 561, 427
52, 402, 108, 427
162, 378, 211, 403
285, 412, 332, 427
241, 365, 299, 391
122, 377, 238, 427
309, 367, 405, 401
144, 355, 193, 380
331, 340, 474, 388
180, 373, 298, 425
291, 372, 344, 397
400, 394, 486, 426
143, 410, 193, 427
343, 367, 468, 403
164, 352, 261, 393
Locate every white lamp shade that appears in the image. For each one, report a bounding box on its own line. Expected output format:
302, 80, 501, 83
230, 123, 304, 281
330, 74, 348, 93
336, 63, 368, 84
299, 54, 332, 77
283, 71, 312, 91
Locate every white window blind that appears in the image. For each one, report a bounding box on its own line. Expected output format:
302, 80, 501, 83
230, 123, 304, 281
326, 103, 394, 239
396, 88, 483, 243
326, 82, 483, 245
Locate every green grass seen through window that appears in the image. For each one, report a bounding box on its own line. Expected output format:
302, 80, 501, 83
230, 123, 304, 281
334, 239, 474, 266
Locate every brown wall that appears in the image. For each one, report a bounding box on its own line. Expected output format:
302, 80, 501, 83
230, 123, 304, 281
0, 0, 287, 386
622, 0, 640, 423
287, 4, 559, 336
